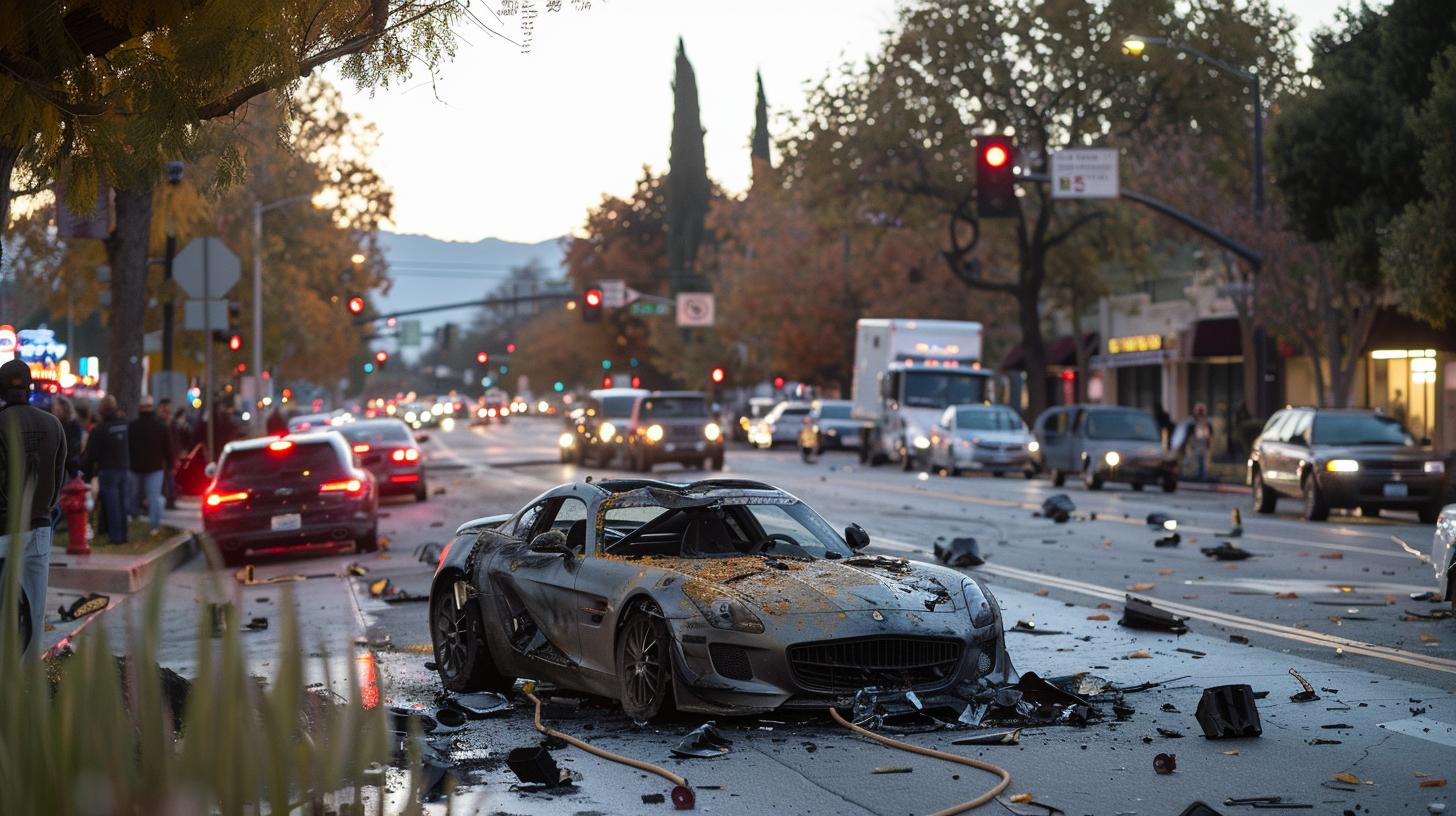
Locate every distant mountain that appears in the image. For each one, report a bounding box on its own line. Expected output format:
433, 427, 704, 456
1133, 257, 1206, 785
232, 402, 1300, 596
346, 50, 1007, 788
375, 231, 566, 354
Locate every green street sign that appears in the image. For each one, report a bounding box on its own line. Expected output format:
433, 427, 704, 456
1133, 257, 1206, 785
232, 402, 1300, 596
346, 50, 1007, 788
629, 302, 672, 316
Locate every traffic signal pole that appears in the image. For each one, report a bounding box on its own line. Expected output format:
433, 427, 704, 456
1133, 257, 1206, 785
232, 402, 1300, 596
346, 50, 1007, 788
252, 200, 263, 416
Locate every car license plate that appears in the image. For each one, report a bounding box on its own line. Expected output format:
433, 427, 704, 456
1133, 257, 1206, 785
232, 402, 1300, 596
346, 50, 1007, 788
271, 513, 302, 531
664, 443, 677, 452
1383, 482, 1408, 498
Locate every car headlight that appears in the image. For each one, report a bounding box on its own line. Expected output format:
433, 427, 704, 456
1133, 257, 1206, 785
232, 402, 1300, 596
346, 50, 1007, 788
405, 411, 417, 423
1027, 440, 1040, 453
957, 439, 972, 449
962, 581, 996, 628
646, 424, 665, 443
558, 432, 575, 449
1325, 459, 1359, 473
704, 422, 721, 442
599, 422, 616, 443
440, 417, 455, 431
912, 435, 931, 450
684, 581, 764, 633
1104, 450, 1120, 467
1425, 461, 1445, 474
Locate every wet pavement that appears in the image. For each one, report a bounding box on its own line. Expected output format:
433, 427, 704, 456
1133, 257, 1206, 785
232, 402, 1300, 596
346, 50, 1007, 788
115, 417, 1456, 814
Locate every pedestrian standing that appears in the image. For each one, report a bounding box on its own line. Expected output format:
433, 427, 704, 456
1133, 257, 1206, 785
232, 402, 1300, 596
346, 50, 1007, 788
1152, 402, 1174, 449
158, 398, 180, 510
0, 360, 68, 656
128, 396, 172, 534
1189, 402, 1213, 482
81, 395, 130, 545
51, 395, 84, 479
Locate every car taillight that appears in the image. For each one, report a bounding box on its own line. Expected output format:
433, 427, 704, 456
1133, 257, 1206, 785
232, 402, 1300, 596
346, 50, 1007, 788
205, 490, 249, 508
391, 448, 420, 462
319, 479, 364, 495
353, 443, 371, 453
268, 439, 294, 453
434, 540, 452, 574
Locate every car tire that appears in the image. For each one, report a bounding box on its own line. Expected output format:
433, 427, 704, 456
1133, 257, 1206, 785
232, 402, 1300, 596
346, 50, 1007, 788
1360, 504, 1380, 518
430, 591, 513, 693
1301, 474, 1330, 521
356, 526, 380, 553
1131, 482, 1144, 492
1161, 473, 1178, 493
899, 447, 914, 472
709, 451, 724, 471
415, 481, 429, 502
1082, 462, 1104, 491
616, 604, 673, 722
1419, 502, 1441, 525
1051, 468, 1066, 487
1252, 470, 1277, 514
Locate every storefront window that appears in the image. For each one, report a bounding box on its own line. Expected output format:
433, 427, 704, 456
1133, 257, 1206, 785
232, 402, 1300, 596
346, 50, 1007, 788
1368, 349, 1437, 441
1115, 365, 1161, 411
1187, 361, 1245, 456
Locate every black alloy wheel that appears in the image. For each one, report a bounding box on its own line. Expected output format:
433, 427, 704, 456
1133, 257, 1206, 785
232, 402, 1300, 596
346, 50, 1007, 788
616, 606, 672, 722
430, 591, 512, 693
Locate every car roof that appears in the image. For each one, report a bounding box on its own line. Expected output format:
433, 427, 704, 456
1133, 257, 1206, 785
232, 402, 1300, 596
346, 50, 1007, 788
590, 388, 649, 399
646, 390, 706, 399
336, 417, 411, 431
223, 430, 343, 453
591, 477, 779, 495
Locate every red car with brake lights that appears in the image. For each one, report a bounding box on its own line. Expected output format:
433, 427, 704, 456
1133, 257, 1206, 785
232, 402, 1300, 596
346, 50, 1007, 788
336, 418, 430, 501
202, 432, 378, 566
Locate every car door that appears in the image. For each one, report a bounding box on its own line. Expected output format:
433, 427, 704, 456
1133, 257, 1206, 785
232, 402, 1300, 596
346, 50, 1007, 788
1262, 410, 1302, 494
931, 407, 955, 467
1039, 408, 1071, 471
570, 501, 676, 682
488, 497, 587, 667
1282, 410, 1315, 492
1069, 408, 1093, 471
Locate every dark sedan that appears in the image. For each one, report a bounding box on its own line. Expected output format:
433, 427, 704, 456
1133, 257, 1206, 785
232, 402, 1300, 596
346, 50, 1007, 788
336, 418, 429, 501
1249, 408, 1449, 522
202, 433, 379, 565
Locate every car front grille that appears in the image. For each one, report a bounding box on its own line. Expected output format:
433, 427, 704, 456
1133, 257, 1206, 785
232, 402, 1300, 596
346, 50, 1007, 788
709, 644, 754, 681
1361, 459, 1427, 473
788, 636, 963, 694
974, 441, 1023, 452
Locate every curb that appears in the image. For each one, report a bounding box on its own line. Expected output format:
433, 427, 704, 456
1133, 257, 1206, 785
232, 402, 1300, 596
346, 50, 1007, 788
50, 532, 199, 595
1178, 481, 1251, 495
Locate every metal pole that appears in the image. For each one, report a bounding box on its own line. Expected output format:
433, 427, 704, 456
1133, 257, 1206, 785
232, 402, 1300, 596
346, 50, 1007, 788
1252, 75, 1264, 219
252, 200, 263, 425
163, 231, 176, 371
204, 241, 215, 463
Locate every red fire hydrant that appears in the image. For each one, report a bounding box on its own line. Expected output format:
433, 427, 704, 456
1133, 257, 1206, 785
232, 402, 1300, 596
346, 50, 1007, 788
60, 476, 91, 556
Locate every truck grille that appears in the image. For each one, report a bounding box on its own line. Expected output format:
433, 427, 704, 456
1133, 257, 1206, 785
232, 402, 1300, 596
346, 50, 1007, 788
788, 636, 963, 694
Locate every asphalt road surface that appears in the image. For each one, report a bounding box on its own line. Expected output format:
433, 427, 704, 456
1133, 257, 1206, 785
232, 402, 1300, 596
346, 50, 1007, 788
130, 417, 1456, 815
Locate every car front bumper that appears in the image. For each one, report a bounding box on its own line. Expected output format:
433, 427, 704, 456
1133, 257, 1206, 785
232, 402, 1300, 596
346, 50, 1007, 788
1096, 458, 1176, 484
1316, 472, 1447, 509
949, 447, 1031, 471
204, 504, 375, 554
640, 439, 723, 464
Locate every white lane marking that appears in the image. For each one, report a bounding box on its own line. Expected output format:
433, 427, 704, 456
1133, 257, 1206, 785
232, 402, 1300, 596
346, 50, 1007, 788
871, 533, 1456, 677
1377, 716, 1456, 749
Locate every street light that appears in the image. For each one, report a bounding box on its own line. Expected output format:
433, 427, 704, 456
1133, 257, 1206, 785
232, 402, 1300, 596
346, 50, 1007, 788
253, 194, 315, 417
1121, 33, 1263, 216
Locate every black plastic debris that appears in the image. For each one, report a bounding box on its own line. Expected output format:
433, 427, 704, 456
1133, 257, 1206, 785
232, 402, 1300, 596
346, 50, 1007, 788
951, 728, 1021, 745
244, 617, 268, 631
672, 721, 732, 758
1010, 620, 1067, 636
433, 707, 467, 732
390, 705, 439, 735
1156, 728, 1184, 739
1154, 533, 1182, 548
1195, 684, 1262, 739
419, 758, 456, 803
1288, 668, 1320, 703
933, 537, 984, 567
1201, 542, 1254, 561
1041, 494, 1075, 523
642, 793, 666, 804
1154, 752, 1177, 774
58, 592, 109, 622
958, 702, 988, 727
1146, 513, 1178, 531
449, 691, 511, 718
1177, 803, 1224, 816
507, 745, 566, 786
1120, 595, 1190, 635
1225, 796, 1308, 808
415, 541, 445, 565
382, 591, 429, 604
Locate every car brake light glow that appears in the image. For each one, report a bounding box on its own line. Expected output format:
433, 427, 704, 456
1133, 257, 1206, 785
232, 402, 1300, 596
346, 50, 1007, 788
389, 473, 420, 483
319, 479, 364, 494
353, 443, 371, 453
391, 448, 420, 462
435, 540, 452, 574
268, 439, 294, 452
205, 490, 249, 507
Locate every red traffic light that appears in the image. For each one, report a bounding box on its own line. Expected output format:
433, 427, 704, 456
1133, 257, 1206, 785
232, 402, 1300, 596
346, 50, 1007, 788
602, 375, 612, 388
710, 367, 726, 384
983, 144, 1009, 168
347, 296, 365, 314
630, 375, 641, 388
228, 334, 242, 352
476, 351, 489, 364
506, 342, 517, 354
773, 376, 785, 389
584, 289, 602, 307
374, 350, 388, 363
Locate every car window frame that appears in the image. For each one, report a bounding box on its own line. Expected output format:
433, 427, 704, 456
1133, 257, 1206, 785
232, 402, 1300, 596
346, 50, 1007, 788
1288, 410, 1314, 446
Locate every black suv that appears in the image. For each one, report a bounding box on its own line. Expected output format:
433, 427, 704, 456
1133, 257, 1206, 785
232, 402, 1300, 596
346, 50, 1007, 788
560, 388, 648, 467
624, 391, 725, 472
1248, 408, 1449, 522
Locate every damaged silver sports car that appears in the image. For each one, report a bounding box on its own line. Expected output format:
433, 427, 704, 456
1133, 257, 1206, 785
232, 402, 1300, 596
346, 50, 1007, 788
427, 478, 1012, 720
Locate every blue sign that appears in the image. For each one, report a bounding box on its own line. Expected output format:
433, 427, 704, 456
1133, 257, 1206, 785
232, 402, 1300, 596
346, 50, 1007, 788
17, 329, 66, 363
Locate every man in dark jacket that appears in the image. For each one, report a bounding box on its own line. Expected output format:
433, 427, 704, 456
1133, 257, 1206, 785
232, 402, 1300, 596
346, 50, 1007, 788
81, 395, 130, 544
0, 360, 67, 656
128, 396, 173, 533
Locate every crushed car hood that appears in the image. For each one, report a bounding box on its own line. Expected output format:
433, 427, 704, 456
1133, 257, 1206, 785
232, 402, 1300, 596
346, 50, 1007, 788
637, 554, 961, 616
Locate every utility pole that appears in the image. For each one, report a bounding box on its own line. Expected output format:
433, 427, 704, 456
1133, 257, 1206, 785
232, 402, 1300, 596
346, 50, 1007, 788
252, 199, 263, 418
162, 161, 183, 371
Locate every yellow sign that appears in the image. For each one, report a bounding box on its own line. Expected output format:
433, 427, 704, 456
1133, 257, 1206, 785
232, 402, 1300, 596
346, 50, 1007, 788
1108, 334, 1163, 354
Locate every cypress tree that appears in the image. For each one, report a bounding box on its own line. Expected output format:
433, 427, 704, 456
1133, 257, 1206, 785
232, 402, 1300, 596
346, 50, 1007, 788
666, 37, 709, 290
751, 70, 772, 185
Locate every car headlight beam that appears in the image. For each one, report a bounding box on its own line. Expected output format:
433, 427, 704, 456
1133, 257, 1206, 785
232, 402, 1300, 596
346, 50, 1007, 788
646, 424, 665, 443
1027, 440, 1040, 453
558, 432, 575, 449
912, 435, 931, 450
1424, 461, 1445, 474
1325, 459, 1359, 473
599, 421, 617, 443
1104, 450, 1120, 467
704, 422, 722, 442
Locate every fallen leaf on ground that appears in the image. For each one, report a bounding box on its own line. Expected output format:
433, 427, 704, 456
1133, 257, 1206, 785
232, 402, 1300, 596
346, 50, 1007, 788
1035, 589, 1050, 597
1328, 616, 1343, 624
1009, 794, 1034, 804
1421, 779, 1447, 788
1419, 633, 1440, 643
1385, 595, 1397, 605
1223, 750, 1240, 756
1319, 552, 1343, 560
401, 643, 433, 654
1275, 592, 1299, 599
1128, 583, 1155, 591
1129, 650, 1152, 659
1157, 568, 1175, 576
1331, 772, 1360, 785
1087, 614, 1110, 621
1096, 602, 1113, 609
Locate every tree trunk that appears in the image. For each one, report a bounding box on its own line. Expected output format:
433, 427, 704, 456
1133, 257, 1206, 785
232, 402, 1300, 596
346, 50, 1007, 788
0, 145, 16, 275
1019, 291, 1049, 418
105, 186, 155, 418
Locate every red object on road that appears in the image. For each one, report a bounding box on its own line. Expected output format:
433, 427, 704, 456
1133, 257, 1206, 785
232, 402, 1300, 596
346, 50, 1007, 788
60, 476, 91, 555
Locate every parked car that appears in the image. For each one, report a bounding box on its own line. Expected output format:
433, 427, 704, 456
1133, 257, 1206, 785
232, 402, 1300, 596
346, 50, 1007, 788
1032, 404, 1177, 492
798, 399, 867, 460
749, 401, 812, 449
735, 397, 776, 442
335, 418, 429, 501
559, 388, 649, 467
202, 433, 379, 566
1431, 504, 1456, 606
1248, 407, 1449, 522
927, 404, 1036, 477
623, 391, 724, 472
427, 477, 1011, 720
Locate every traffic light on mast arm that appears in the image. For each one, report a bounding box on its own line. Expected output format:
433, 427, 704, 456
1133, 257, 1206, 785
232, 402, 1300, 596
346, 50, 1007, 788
347, 295, 366, 315
710, 366, 727, 385
582, 288, 603, 323
975, 135, 1018, 219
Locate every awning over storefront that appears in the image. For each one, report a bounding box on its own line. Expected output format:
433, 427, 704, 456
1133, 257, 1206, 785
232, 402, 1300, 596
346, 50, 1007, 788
1189, 317, 1242, 358
1366, 309, 1456, 352
1090, 350, 1172, 369
1000, 332, 1098, 372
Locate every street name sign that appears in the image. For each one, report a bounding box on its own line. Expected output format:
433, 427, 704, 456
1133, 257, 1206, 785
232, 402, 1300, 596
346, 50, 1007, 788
174, 237, 241, 298
1050, 149, 1119, 199
629, 302, 671, 316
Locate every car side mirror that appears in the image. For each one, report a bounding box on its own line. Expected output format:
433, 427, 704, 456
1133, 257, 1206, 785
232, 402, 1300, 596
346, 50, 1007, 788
845, 524, 870, 551
1288, 433, 1308, 447
529, 529, 572, 557
204, 463, 217, 478
415, 433, 430, 444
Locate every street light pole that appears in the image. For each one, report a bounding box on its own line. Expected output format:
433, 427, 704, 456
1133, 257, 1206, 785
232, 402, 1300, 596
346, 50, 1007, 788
252, 194, 313, 424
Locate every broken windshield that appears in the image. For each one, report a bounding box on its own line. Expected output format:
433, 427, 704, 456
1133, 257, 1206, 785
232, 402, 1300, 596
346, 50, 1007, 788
600, 498, 851, 561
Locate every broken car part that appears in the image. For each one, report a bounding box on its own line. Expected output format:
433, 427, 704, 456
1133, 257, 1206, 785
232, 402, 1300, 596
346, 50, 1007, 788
952, 728, 1022, 745
1146, 513, 1178, 531
506, 745, 567, 786
1195, 685, 1262, 739
1178, 804, 1226, 816
1041, 495, 1075, 523
1154, 533, 1181, 547
1201, 542, 1255, 561
1153, 753, 1177, 774
934, 537, 985, 567
58, 592, 109, 622
448, 691, 511, 718
1287, 669, 1320, 703
1120, 595, 1190, 635
671, 721, 733, 758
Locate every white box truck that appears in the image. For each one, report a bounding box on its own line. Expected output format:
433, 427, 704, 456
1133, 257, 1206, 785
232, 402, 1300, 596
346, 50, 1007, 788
851, 318, 996, 469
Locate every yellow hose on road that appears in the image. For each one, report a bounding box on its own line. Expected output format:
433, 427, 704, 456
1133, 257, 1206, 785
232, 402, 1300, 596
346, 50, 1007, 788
829, 707, 1011, 816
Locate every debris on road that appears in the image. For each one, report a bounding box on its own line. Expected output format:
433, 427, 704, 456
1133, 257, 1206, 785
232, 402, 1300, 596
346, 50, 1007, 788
1146, 513, 1178, 531
1201, 542, 1254, 561
1010, 620, 1067, 636
449, 691, 511, 718
671, 721, 733, 758
1288, 668, 1320, 703
952, 728, 1022, 745
934, 536, 985, 567
415, 541, 445, 564
1154, 752, 1178, 774
1195, 685, 1262, 739
244, 616, 268, 631
1041, 494, 1075, 523
873, 766, 913, 774
1155, 533, 1181, 548
58, 592, 109, 621
1120, 595, 1190, 635
506, 744, 569, 786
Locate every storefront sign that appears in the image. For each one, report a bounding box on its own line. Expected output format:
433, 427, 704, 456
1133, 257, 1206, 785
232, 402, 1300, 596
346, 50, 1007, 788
1107, 334, 1163, 355
17, 328, 67, 362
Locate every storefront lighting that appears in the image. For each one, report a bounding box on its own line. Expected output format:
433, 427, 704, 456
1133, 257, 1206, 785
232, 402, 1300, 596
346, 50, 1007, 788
1370, 348, 1436, 360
